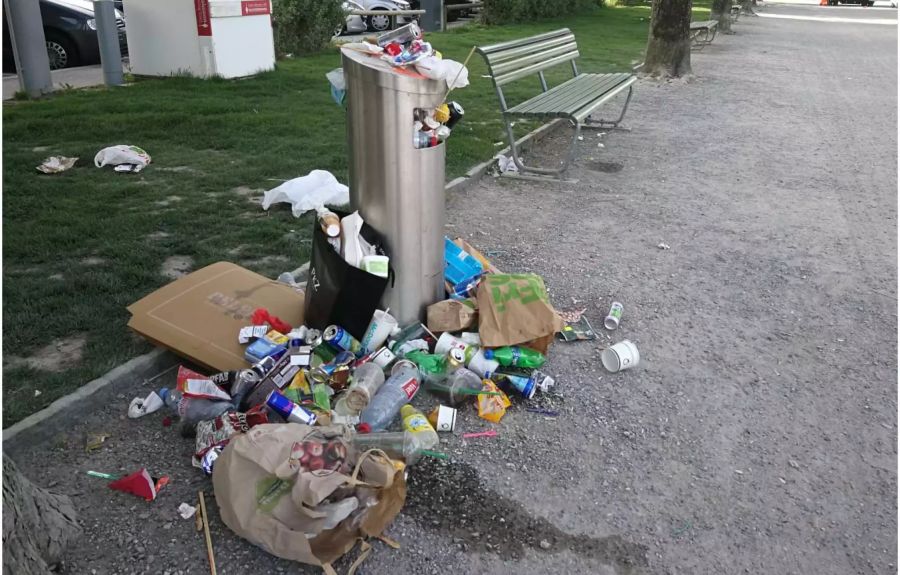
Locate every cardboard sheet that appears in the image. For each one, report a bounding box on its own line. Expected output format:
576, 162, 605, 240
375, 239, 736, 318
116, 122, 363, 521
127, 262, 304, 372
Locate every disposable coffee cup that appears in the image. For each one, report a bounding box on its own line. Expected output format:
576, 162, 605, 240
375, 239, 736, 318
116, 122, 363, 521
467, 348, 499, 378
360, 309, 398, 353
430, 405, 457, 432
369, 347, 396, 369
435, 332, 469, 355
601, 340, 640, 373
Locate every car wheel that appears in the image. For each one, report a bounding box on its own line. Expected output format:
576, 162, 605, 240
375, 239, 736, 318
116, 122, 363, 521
45, 32, 77, 70
367, 9, 393, 32
334, 23, 345, 37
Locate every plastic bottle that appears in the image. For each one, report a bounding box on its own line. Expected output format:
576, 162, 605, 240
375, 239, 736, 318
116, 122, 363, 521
358, 363, 421, 431
400, 405, 438, 452
343, 362, 386, 413
425, 367, 482, 406
351, 431, 421, 463
404, 350, 448, 385
159, 387, 232, 425
483, 346, 546, 369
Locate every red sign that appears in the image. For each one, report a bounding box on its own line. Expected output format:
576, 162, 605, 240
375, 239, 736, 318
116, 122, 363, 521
241, 0, 270, 15
194, 0, 211, 36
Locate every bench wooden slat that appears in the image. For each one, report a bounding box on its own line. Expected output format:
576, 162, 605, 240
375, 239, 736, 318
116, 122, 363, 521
477, 28, 573, 56
495, 50, 581, 86
690, 20, 718, 29
484, 34, 577, 66
490, 41, 580, 76
508, 73, 632, 117
572, 76, 637, 122
553, 73, 632, 115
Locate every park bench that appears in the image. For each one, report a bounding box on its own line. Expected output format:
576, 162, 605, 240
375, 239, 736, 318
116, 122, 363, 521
690, 20, 719, 49
731, 4, 743, 22
476, 28, 636, 179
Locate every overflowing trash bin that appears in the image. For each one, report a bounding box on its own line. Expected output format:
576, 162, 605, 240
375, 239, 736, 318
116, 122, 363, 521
118, 21, 644, 572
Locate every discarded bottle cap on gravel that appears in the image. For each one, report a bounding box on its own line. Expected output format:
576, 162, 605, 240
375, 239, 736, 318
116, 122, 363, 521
604, 302, 624, 330
601, 340, 640, 373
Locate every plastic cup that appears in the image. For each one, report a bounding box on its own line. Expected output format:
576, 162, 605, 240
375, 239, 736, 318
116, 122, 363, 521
467, 348, 499, 378
431, 405, 457, 432
361, 309, 398, 353
601, 340, 640, 372
435, 332, 469, 355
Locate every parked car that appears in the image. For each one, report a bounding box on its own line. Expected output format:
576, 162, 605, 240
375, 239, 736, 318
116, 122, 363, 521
827, 0, 874, 5
337, 1, 368, 36
361, 0, 414, 32
2, 0, 127, 72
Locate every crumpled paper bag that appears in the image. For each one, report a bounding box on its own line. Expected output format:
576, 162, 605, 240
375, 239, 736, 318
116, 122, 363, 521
476, 273, 565, 349
427, 298, 477, 333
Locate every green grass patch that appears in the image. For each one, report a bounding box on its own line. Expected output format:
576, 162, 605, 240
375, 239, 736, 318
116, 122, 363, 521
2, 5, 707, 424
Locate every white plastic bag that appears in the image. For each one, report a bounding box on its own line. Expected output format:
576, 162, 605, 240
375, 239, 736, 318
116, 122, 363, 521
94, 145, 152, 173
414, 57, 469, 90
261, 170, 349, 217
339, 211, 375, 268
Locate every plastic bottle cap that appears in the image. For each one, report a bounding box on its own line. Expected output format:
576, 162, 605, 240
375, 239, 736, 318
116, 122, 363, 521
357, 423, 371, 434
159, 387, 170, 402
483, 349, 494, 360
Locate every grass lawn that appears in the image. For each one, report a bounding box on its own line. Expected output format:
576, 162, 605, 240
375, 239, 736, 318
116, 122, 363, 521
1, 4, 709, 425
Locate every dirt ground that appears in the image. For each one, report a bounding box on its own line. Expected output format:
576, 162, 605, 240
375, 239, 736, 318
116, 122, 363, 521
6, 4, 897, 574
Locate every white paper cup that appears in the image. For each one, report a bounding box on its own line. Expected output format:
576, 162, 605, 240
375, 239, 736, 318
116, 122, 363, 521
433, 405, 457, 432
435, 332, 469, 355
467, 348, 499, 378
601, 340, 640, 372
360, 309, 398, 353
369, 347, 396, 369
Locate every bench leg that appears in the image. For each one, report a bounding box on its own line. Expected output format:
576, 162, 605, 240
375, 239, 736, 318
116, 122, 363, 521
501, 118, 580, 180
584, 85, 633, 131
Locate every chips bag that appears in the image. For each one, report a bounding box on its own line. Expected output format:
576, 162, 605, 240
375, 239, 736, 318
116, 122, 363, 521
476, 380, 511, 423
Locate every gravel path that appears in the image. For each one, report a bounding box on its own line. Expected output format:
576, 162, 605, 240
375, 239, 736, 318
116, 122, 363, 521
7, 5, 897, 574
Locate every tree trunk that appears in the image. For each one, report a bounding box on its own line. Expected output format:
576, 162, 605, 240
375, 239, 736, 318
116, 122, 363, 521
2, 455, 80, 575
710, 0, 734, 33
643, 0, 693, 78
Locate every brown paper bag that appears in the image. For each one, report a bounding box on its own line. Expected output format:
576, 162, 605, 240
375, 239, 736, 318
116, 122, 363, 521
476, 273, 565, 348
426, 298, 478, 333
212, 423, 405, 567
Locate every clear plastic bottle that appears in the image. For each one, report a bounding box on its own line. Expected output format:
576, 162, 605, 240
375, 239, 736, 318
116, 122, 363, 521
351, 431, 421, 463
400, 405, 438, 451
345, 362, 386, 413
358, 364, 420, 431
159, 387, 232, 425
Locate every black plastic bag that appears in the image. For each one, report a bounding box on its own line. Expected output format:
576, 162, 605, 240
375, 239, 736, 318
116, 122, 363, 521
304, 211, 391, 340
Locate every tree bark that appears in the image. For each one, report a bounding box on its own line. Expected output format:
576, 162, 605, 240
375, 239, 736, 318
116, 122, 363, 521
643, 0, 693, 78
710, 0, 734, 32
2, 454, 80, 575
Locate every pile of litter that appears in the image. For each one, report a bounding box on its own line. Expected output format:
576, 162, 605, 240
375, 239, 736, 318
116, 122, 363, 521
110, 206, 641, 570
81, 23, 642, 574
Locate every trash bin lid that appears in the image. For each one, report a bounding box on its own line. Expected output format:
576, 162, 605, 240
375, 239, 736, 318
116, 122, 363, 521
341, 46, 444, 96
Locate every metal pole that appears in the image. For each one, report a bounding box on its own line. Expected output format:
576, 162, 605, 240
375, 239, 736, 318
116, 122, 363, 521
3, 0, 52, 97
418, 0, 443, 32
93, 0, 123, 86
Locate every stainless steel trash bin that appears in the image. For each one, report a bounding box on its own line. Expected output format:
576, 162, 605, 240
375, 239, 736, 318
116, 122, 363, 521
342, 47, 446, 326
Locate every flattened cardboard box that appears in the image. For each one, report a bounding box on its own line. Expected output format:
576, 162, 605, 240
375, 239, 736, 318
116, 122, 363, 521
127, 262, 305, 372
